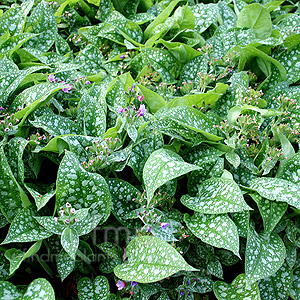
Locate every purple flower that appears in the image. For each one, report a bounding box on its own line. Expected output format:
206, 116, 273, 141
116, 280, 126, 290
131, 281, 138, 288
147, 226, 151, 232
48, 74, 55, 82
137, 95, 144, 102
0, 107, 4, 111
138, 104, 147, 116
160, 222, 169, 230
187, 280, 191, 284
180, 291, 184, 295
120, 55, 126, 59
62, 85, 73, 93
117, 106, 124, 114
85, 80, 91, 85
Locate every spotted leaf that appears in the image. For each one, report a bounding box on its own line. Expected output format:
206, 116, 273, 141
181, 177, 251, 214
180, 54, 207, 83
290, 267, 300, 300
56, 151, 111, 219
214, 273, 260, 300
245, 226, 286, 286
56, 249, 75, 281
250, 177, 300, 210
184, 212, 240, 257
78, 276, 110, 300
22, 278, 55, 300
258, 262, 292, 300
278, 152, 300, 184
143, 148, 200, 204
0, 281, 22, 299
61, 227, 79, 259
114, 235, 197, 283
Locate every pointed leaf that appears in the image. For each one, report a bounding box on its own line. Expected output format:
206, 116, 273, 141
78, 276, 110, 300
61, 227, 79, 259
56, 249, 75, 281
114, 236, 197, 283
23, 278, 55, 300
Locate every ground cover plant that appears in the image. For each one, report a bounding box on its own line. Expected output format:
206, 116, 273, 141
1, 0, 300, 299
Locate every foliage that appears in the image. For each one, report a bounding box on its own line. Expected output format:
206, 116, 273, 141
0, 0, 300, 299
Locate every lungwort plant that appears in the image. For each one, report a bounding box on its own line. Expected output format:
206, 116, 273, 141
1, 0, 300, 299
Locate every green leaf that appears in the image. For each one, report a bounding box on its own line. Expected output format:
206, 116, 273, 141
278, 152, 300, 184
181, 177, 251, 214
214, 273, 260, 300
158, 106, 222, 141
207, 257, 223, 279
184, 212, 240, 257
56, 249, 75, 281
290, 267, 300, 300
258, 262, 292, 300
30, 114, 83, 137
143, 148, 200, 203
180, 54, 207, 84
245, 226, 286, 286
0, 281, 22, 299
22, 278, 55, 300
5, 241, 42, 275
251, 193, 287, 236
2, 207, 52, 244
61, 227, 79, 259
231, 210, 250, 238
78, 276, 110, 300
237, 4, 272, 39
56, 151, 111, 218
114, 235, 197, 283
24, 184, 56, 211
250, 177, 300, 210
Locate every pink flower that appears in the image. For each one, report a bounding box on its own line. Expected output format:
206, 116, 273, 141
62, 85, 73, 93
86, 80, 91, 85
48, 74, 55, 82
137, 95, 144, 102
116, 280, 126, 290
70, 208, 76, 214
160, 222, 169, 230
117, 106, 124, 114
138, 104, 147, 116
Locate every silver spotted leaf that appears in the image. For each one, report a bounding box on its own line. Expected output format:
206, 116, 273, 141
230, 210, 250, 238
61, 227, 79, 259
22, 278, 55, 300
56, 249, 75, 281
214, 273, 260, 300
278, 152, 300, 184
207, 257, 223, 279
290, 267, 300, 300
0, 249, 10, 280
143, 148, 200, 204
245, 226, 286, 286
2, 207, 52, 244
180, 54, 208, 83
30, 114, 83, 137
251, 193, 287, 236
0, 281, 22, 299
258, 262, 292, 300
56, 151, 111, 218
181, 177, 251, 214
250, 177, 300, 210
78, 276, 110, 300
184, 212, 240, 257
158, 106, 222, 141
114, 235, 197, 283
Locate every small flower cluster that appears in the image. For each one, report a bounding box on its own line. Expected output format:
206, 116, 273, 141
137, 66, 160, 87
74, 76, 91, 88
238, 87, 264, 106
54, 202, 79, 225
69, 34, 82, 45
27, 132, 53, 146
62, 10, 74, 26
0, 110, 19, 136
48, 74, 73, 93
116, 280, 137, 291
275, 94, 298, 112
196, 72, 217, 93
155, 82, 178, 98
117, 104, 147, 119
81, 138, 121, 172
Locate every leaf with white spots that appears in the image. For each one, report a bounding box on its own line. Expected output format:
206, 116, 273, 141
180, 54, 207, 84
61, 227, 79, 259
2, 207, 52, 244
30, 114, 83, 137
22, 278, 55, 300
0, 281, 22, 299
278, 152, 300, 184
214, 273, 260, 300
230, 210, 250, 238
56, 249, 75, 281
251, 193, 287, 236
143, 148, 200, 204
23, 2, 57, 52
184, 212, 240, 257
130, 48, 181, 84
207, 257, 223, 279
158, 106, 222, 141
78, 276, 109, 300
0, 249, 10, 280
245, 226, 286, 286
75, 44, 105, 75
190, 3, 220, 33
181, 177, 251, 214
114, 235, 197, 283
250, 177, 300, 210
258, 262, 292, 300
106, 178, 141, 226
56, 151, 111, 218
290, 267, 300, 300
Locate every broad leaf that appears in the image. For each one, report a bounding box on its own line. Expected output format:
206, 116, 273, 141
245, 226, 286, 286
143, 148, 200, 203
181, 177, 251, 214
184, 212, 240, 257
77, 276, 110, 300
23, 278, 55, 300
114, 235, 197, 283
56, 249, 75, 281
61, 227, 79, 259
